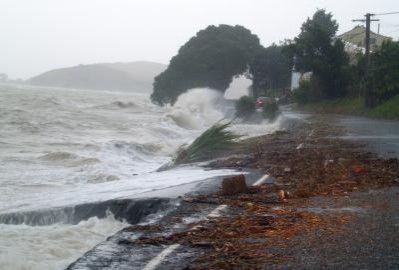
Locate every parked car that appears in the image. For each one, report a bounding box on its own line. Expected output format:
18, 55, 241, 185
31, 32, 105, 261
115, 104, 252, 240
256, 97, 276, 109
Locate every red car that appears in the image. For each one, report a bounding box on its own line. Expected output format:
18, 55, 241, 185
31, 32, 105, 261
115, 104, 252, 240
256, 97, 275, 109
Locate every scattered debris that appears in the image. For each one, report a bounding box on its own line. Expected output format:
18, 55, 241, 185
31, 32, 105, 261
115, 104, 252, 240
278, 190, 286, 201
352, 165, 364, 174
120, 118, 399, 269
283, 167, 292, 173
123, 224, 164, 232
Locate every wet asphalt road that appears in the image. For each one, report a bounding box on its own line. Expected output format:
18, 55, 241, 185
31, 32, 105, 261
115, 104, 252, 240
335, 115, 399, 159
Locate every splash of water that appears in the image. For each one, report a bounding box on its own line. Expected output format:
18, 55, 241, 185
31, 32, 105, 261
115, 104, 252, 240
164, 88, 226, 130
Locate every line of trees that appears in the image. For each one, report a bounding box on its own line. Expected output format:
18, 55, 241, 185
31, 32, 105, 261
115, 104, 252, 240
151, 25, 263, 105
151, 10, 398, 108
249, 44, 292, 98
289, 9, 399, 107
151, 25, 292, 106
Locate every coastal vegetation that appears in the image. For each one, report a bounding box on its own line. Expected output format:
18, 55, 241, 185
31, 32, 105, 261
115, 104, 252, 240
173, 122, 241, 165
151, 24, 293, 105
293, 40, 399, 119
151, 9, 397, 119
235, 96, 256, 119
299, 95, 399, 120
151, 25, 262, 105
262, 102, 280, 120
289, 10, 399, 119
288, 9, 351, 100
249, 44, 292, 98
370, 41, 399, 104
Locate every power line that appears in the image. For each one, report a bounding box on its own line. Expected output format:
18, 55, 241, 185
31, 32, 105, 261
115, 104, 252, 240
387, 29, 399, 34
380, 23, 399, 27
374, 11, 399, 16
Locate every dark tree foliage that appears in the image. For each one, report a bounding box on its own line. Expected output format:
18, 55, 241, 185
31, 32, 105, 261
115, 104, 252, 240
235, 96, 255, 119
370, 41, 399, 103
249, 44, 292, 98
293, 9, 350, 99
151, 25, 262, 105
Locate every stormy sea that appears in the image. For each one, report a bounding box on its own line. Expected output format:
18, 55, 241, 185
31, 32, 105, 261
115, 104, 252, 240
0, 84, 284, 269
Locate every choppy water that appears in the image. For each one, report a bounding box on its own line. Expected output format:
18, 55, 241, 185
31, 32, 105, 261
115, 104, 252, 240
0, 84, 283, 269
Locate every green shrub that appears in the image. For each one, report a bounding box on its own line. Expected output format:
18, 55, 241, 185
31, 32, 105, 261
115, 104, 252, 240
293, 78, 325, 104
262, 102, 279, 120
235, 96, 255, 119
293, 81, 312, 104
369, 94, 399, 119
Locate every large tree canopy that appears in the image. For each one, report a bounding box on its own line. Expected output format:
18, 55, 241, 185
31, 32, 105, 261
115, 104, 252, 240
151, 24, 262, 105
249, 44, 292, 97
292, 9, 350, 99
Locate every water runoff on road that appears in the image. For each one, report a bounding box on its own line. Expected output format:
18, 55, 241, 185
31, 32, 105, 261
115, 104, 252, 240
0, 84, 286, 269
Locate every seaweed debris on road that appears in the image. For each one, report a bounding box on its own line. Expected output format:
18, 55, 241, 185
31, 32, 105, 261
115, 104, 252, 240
120, 117, 399, 269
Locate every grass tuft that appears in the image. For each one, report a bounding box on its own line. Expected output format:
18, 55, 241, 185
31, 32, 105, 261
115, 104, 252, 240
174, 121, 241, 165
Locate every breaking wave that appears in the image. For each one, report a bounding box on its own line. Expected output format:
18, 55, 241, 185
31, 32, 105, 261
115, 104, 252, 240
0, 212, 127, 270
39, 151, 79, 161
164, 88, 226, 129
0, 84, 289, 270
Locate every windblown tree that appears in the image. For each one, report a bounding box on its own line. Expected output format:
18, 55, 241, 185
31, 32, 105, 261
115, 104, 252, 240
249, 44, 292, 98
151, 25, 262, 105
292, 9, 350, 99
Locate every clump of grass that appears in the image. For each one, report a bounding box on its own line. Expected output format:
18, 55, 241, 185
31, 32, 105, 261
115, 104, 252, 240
272, 129, 288, 138
235, 96, 256, 119
262, 102, 279, 120
369, 95, 399, 119
174, 121, 241, 165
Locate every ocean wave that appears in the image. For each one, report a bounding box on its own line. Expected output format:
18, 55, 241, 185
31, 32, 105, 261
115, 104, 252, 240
39, 152, 79, 161
69, 158, 101, 167
86, 174, 120, 183
38, 152, 100, 167
92, 100, 149, 112
113, 141, 160, 157
112, 101, 137, 108
164, 88, 225, 130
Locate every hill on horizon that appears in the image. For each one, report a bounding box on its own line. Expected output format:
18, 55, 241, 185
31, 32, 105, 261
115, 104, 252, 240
28, 61, 167, 93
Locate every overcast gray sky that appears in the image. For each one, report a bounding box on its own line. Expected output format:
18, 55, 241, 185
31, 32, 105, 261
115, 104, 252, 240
1, 0, 398, 79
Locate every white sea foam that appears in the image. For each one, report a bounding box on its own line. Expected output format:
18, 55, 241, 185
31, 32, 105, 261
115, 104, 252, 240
0, 213, 127, 270
164, 88, 225, 129
0, 84, 287, 269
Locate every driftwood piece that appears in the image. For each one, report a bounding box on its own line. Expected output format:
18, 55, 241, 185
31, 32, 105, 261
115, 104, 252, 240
221, 175, 248, 195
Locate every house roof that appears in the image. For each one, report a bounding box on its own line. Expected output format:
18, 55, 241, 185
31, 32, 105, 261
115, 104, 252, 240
338, 25, 392, 40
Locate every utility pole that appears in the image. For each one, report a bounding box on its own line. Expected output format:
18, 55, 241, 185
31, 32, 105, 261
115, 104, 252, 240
351, 11, 399, 106
353, 13, 379, 107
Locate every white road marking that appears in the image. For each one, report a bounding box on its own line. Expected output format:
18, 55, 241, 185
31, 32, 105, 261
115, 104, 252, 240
191, 225, 203, 230
253, 174, 270, 186
207, 204, 227, 218
142, 204, 228, 269
142, 244, 181, 270
142, 173, 271, 269
296, 143, 304, 150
